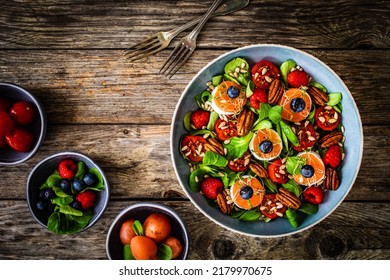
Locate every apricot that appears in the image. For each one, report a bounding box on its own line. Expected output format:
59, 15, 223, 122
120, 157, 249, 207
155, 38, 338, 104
143, 213, 172, 243
119, 218, 137, 245
162, 236, 183, 259
130, 236, 157, 260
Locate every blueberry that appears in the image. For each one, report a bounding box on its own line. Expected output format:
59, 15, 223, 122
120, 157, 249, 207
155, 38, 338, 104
72, 179, 86, 192
290, 97, 306, 112
239, 185, 253, 200
60, 179, 71, 193
38, 190, 46, 199
71, 201, 82, 210
259, 140, 273, 154
82, 173, 97, 186
227, 86, 240, 99
44, 189, 55, 200
36, 200, 47, 211
301, 164, 315, 178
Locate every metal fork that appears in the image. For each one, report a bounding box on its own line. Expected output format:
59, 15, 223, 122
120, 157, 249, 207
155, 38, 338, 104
159, 0, 223, 78
125, 0, 249, 62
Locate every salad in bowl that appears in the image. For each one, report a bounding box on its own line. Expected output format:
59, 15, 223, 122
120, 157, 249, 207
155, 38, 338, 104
171, 45, 362, 237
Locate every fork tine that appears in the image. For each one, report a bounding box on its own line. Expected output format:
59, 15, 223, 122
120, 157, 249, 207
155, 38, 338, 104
166, 48, 194, 78
159, 43, 186, 74
126, 43, 164, 62
124, 35, 161, 61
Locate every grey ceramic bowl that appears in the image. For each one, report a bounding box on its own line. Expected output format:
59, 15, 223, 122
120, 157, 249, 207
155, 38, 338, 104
26, 151, 110, 234
170, 44, 363, 237
0, 82, 46, 165
106, 202, 189, 260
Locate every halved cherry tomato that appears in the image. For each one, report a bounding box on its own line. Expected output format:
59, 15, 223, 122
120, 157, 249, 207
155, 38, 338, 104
315, 106, 341, 131
5, 127, 34, 152
260, 194, 286, 219
181, 135, 207, 163
9, 101, 36, 126
268, 158, 289, 184
291, 121, 317, 151
214, 118, 238, 141
251, 60, 280, 90
0, 111, 15, 136
227, 151, 251, 172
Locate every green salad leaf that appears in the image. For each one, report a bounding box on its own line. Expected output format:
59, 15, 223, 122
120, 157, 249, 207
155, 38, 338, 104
326, 92, 342, 106
202, 151, 228, 168
224, 57, 250, 86
285, 208, 299, 228
123, 244, 135, 260
280, 59, 297, 84
224, 131, 254, 160
157, 244, 173, 260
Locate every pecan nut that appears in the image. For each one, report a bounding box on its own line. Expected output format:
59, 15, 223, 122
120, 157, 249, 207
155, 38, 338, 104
237, 107, 255, 136
276, 187, 301, 209
318, 131, 343, 148
249, 161, 269, 178
204, 137, 225, 155
268, 79, 285, 105
322, 168, 340, 191
307, 86, 329, 106
217, 189, 233, 215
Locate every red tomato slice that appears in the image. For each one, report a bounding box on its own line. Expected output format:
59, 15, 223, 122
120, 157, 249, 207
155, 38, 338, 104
315, 106, 341, 131
214, 118, 238, 141
181, 135, 207, 163
0, 111, 15, 136
227, 151, 251, 172
251, 60, 280, 90
268, 158, 289, 184
292, 121, 317, 151
5, 127, 34, 152
9, 101, 36, 126
260, 194, 286, 219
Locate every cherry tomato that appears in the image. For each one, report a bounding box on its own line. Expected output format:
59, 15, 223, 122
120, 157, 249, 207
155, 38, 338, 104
260, 194, 286, 219
251, 60, 280, 90
9, 101, 36, 126
315, 106, 341, 131
181, 135, 207, 163
268, 158, 289, 184
0, 111, 15, 136
214, 118, 238, 141
143, 213, 172, 243
291, 121, 317, 151
5, 127, 34, 152
0, 97, 10, 112
130, 236, 157, 260
119, 218, 137, 245
227, 151, 251, 172
162, 236, 183, 259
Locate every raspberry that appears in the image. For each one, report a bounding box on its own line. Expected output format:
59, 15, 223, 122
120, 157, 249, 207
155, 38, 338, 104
58, 159, 77, 179
322, 145, 342, 168
287, 69, 309, 88
249, 88, 268, 109
75, 190, 96, 210
303, 186, 324, 205
201, 177, 223, 200
190, 109, 210, 130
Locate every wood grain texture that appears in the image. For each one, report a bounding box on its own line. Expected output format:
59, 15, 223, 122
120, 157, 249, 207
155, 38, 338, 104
0, 200, 388, 260
0, 0, 389, 49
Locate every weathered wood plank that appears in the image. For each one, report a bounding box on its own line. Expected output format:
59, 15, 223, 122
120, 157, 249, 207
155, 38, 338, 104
0, 0, 389, 49
0, 49, 389, 125
0, 124, 388, 201
0, 200, 388, 260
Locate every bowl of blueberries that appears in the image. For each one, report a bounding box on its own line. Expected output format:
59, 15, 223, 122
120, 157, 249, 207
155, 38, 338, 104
26, 151, 110, 234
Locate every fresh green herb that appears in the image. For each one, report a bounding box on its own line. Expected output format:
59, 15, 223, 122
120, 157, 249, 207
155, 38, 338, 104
75, 161, 88, 180
238, 209, 261, 222
189, 168, 206, 192
224, 131, 254, 160
268, 105, 283, 124
263, 178, 278, 193
252, 119, 273, 131
202, 151, 228, 168
309, 81, 327, 93
47, 208, 92, 234
282, 179, 302, 198
195, 91, 212, 108
183, 111, 192, 131
255, 102, 271, 122
286, 156, 306, 175
212, 75, 223, 86
123, 244, 135, 260
280, 120, 299, 147
246, 80, 255, 97
132, 220, 144, 236
207, 111, 219, 131
157, 244, 173, 260
224, 58, 250, 86
298, 203, 319, 215
280, 59, 297, 84
326, 92, 342, 106
285, 208, 299, 228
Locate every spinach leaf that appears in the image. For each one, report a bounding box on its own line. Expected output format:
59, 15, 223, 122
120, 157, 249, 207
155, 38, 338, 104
224, 58, 250, 86
280, 121, 299, 147
195, 91, 212, 108
282, 179, 302, 198
86, 167, 105, 191
189, 168, 206, 192
252, 119, 272, 131
123, 244, 135, 260
59, 205, 83, 216
52, 196, 73, 206
202, 151, 228, 168
326, 92, 342, 106
47, 209, 92, 234
224, 131, 254, 160
132, 220, 144, 236
183, 111, 192, 131
285, 208, 299, 228
212, 75, 223, 86
263, 178, 278, 193
238, 209, 261, 222
269, 105, 283, 124
309, 81, 327, 93
255, 102, 271, 122
246, 80, 255, 97
207, 111, 219, 131
286, 156, 306, 175
280, 59, 297, 84
298, 203, 319, 215
45, 173, 62, 189
75, 161, 88, 180
157, 244, 173, 260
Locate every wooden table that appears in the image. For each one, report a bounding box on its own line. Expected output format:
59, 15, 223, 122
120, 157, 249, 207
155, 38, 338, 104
0, 0, 389, 260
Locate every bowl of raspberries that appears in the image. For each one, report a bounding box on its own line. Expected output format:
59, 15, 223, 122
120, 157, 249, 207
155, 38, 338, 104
0, 82, 46, 165
26, 151, 110, 234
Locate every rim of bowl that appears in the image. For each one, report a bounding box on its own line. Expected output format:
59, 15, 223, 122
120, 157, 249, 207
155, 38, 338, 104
170, 43, 364, 237
106, 202, 189, 260
26, 151, 110, 233
0, 82, 47, 165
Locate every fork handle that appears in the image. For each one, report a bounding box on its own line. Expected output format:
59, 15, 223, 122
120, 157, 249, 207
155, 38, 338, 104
187, 0, 224, 41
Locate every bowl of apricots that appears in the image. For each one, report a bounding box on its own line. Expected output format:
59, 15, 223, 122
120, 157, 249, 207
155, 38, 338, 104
106, 202, 189, 260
